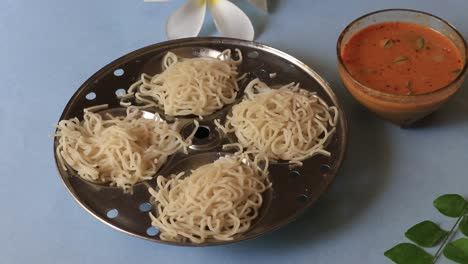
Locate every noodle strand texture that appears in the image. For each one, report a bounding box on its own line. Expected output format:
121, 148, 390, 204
217, 79, 338, 164
55, 106, 195, 193
122, 49, 243, 117
148, 154, 271, 243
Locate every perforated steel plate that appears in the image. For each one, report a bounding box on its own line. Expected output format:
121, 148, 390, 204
54, 37, 348, 246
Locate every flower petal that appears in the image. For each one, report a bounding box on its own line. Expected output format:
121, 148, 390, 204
210, 0, 254, 40
166, 0, 207, 40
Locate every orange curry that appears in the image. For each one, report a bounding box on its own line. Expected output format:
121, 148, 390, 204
342, 22, 463, 95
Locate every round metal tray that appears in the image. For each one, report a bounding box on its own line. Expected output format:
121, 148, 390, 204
54, 37, 348, 246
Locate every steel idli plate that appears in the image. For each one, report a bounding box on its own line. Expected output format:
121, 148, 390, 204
54, 37, 348, 246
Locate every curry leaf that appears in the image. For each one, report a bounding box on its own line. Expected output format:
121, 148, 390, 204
416, 37, 425, 50
385, 194, 468, 263
461, 216, 468, 237
384, 39, 394, 49
385, 243, 433, 264
443, 238, 468, 263
405, 221, 447, 247
393, 56, 408, 64
434, 194, 467, 217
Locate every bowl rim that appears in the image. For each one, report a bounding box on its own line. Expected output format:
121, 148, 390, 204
336, 8, 468, 99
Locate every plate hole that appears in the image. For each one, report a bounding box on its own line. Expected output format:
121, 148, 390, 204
296, 194, 308, 204
289, 170, 300, 177
320, 164, 331, 174
194, 126, 210, 139
115, 88, 126, 96
139, 202, 152, 212
85, 92, 96, 100
106, 209, 118, 219
146, 226, 159, 236
114, 69, 124, 76
248, 51, 259, 59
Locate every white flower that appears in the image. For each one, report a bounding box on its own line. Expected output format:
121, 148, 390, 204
148, 0, 255, 40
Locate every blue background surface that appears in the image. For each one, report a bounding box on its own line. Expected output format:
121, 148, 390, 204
1, 0, 467, 263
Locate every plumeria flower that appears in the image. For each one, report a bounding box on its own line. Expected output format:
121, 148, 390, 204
147, 0, 259, 40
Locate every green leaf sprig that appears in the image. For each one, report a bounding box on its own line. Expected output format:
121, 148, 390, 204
385, 194, 468, 264
405, 221, 447, 247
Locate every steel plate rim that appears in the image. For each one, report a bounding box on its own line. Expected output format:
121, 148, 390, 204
53, 37, 349, 246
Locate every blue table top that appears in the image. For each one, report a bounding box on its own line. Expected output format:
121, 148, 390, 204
2, 0, 467, 263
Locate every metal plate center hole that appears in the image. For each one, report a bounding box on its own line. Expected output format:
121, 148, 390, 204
194, 126, 210, 139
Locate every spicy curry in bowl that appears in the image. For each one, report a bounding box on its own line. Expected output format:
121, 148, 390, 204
337, 9, 467, 126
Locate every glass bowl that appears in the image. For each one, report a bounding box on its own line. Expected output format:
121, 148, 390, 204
337, 9, 467, 126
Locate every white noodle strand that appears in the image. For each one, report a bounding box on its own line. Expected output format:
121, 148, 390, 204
55, 106, 196, 193
217, 79, 338, 163
121, 49, 242, 118
149, 154, 271, 243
